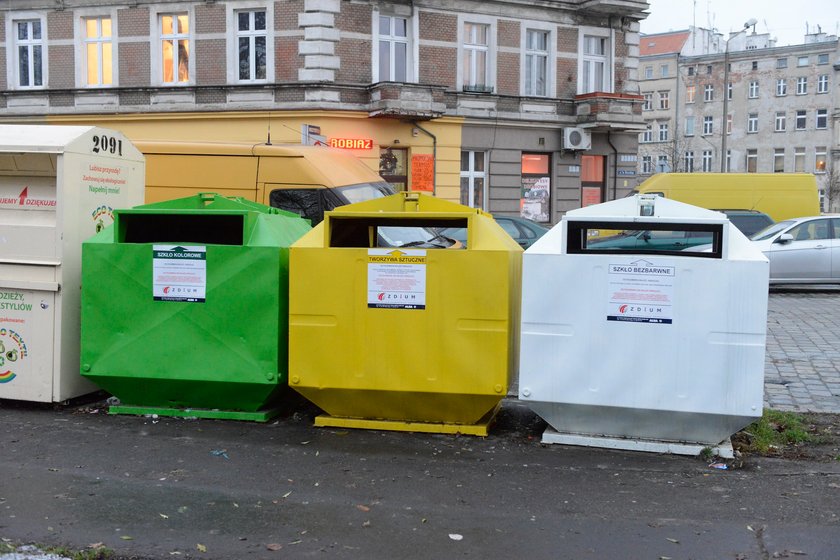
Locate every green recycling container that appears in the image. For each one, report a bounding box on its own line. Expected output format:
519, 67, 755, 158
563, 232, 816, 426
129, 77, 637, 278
80, 193, 311, 421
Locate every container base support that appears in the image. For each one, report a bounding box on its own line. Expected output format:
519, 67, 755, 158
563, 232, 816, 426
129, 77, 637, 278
541, 428, 734, 458
109, 404, 281, 423
313, 405, 499, 437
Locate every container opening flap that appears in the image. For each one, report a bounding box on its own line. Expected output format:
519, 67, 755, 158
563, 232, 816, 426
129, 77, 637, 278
329, 217, 468, 249
567, 221, 723, 258
119, 213, 244, 245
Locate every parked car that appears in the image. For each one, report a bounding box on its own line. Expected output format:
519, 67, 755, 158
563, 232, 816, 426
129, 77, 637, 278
587, 228, 714, 253
717, 210, 774, 238
751, 215, 840, 284
438, 214, 549, 249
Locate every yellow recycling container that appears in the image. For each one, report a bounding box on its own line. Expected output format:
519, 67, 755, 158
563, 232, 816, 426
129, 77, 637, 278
289, 192, 522, 436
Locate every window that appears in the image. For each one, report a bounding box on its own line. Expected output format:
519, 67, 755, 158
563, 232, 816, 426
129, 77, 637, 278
660, 64, 669, 78
524, 29, 548, 96
818, 53, 829, 65
751, 60, 758, 70
13, 18, 44, 88
817, 74, 828, 93
521, 154, 550, 222
658, 91, 669, 110
726, 113, 732, 134
775, 111, 786, 132
235, 10, 267, 82
685, 85, 695, 103
644, 65, 653, 79
704, 84, 713, 102
658, 123, 669, 142
726, 149, 732, 173
727, 82, 733, 100
795, 110, 807, 130
580, 31, 610, 94
460, 151, 486, 209
748, 112, 758, 133
776, 78, 787, 96
82, 16, 113, 87
684, 151, 694, 172
816, 109, 828, 129
816, 147, 827, 173
702, 150, 713, 172
746, 149, 758, 173
777, 57, 787, 69
641, 155, 653, 174
159, 13, 190, 84
685, 115, 695, 136
796, 77, 807, 95
706, 65, 712, 75
687, 66, 695, 76
642, 92, 653, 110
797, 55, 808, 67
748, 80, 758, 98
794, 147, 805, 172
380, 15, 409, 82
462, 22, 491, 92
641, 126, 652, 143
774, 148, 785, 173
702, 115, 713, 135
657, 155, 669, 173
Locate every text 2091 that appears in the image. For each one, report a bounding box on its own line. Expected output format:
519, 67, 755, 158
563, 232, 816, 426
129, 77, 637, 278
91, 135, 123, 156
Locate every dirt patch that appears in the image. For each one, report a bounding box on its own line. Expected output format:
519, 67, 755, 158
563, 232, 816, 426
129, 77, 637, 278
733, 413, 840, 461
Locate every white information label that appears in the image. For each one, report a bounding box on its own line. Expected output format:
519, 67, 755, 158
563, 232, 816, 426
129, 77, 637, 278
153, 245, 207, 303
606, 259, 674, 324
367, 249, 427, 310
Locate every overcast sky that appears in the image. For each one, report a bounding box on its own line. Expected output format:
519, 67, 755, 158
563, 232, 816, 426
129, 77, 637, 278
640, 0, 840, 47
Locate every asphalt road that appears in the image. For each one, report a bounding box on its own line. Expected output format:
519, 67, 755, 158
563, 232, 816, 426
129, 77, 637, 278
2, 396, 839, 560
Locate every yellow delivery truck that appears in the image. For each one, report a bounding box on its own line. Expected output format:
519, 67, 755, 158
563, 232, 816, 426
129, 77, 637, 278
134, 141, 394, 224
634, 173, 820, 222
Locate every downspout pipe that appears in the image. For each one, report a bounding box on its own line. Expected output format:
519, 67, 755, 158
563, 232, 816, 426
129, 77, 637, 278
412, 122, 437, 195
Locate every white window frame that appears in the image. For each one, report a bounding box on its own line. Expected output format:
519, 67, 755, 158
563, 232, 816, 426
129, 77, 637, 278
795, 110, 807, 130
656, 154, 669, 173
794, 147, 805, 172
816, 108, 828, 130
577, 26, 614, 94
660, 64, 669, 78
150, 7, 194, 86
658, 123, 668, 142
226, 3, 274, 84
658, 90, 669, 110
643, 66, 653, 79
684, 151, 694, 172
456, 14, 496, 92
747, 113, 758, 133
797, 55, 809, 67
796, 76, 807, 95
774, 148, 785, 172
702, 115, 713, 136
685, 85, 695, 103
776, 78, 787, 96
642, 92, 653, 111
701, 150, 713, 172
746, 149, 758, 173
641, 127, 652, 143
75, 8, 118, 88
6, 12, 48, 90
817, 74, 828, 94
704, 84, 713, 102
460, 151, 487, 209
774, 112, 786, 132
748, 80, 758, 98
726, 113, 732, 134
372, 6, 418, 84
641, 155, 652, 174
520, 22, 555, 97
815, 147, 827, 174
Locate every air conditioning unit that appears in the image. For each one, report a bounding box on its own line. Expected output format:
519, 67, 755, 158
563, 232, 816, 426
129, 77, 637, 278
563, 127, 592, 151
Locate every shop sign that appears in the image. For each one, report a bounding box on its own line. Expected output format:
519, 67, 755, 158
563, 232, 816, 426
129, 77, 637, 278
411, 154, 434, 192
328, 138, 374, 150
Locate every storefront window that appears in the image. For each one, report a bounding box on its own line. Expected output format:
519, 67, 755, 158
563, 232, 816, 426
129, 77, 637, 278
521, 153, 550, 222
379, 147, 408, 191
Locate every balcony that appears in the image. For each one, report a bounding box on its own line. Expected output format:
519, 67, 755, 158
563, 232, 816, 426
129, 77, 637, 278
578, 0, 649, 17
574, 92, 646, 131
367, 83, 446, 120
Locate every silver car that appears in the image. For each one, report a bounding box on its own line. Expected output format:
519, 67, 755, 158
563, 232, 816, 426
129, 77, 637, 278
751, 215, 840, 284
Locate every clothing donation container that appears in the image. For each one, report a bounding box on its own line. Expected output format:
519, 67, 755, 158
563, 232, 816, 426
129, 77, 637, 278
0, 125, 144, 403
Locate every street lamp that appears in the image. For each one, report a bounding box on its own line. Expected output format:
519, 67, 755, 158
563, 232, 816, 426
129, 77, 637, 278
720, 18, 757, 172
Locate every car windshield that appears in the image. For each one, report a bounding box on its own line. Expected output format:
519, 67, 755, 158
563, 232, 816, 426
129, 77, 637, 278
751, 220, 795, 241
334, 181, 394, 204
378, 226, 456, 249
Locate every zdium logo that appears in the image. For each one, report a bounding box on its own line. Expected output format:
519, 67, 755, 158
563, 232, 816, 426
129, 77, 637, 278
163, 287, 171, 294
377, 293, 385, 301
619, 304, 628, 313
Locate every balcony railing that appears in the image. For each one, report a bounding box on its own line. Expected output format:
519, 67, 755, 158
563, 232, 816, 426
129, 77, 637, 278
367, 83, 446, 119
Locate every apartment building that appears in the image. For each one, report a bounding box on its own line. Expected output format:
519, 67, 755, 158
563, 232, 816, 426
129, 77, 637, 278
0, 0, 648, 223
639, 26, 840, 209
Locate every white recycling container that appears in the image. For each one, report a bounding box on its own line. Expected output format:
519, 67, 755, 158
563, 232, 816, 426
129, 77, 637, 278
0, 125, 144, 402
519, 195, 769, 454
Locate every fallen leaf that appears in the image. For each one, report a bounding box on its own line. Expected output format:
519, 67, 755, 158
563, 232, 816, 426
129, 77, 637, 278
233, 503, 239, 508
449, 533, 463, 541
362, 520, 371, 527
357, 505, 371, 512
120, 536, 133, 541
283, 491, 292, 498
159, 513, 169, 519
88, 543, 105, 550
196, 543, 207, 553
666, 538, 679, 544
266, 543, 283, 551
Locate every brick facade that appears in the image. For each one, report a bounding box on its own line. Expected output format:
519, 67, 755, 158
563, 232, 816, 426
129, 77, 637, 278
119, 42, 151, 87
419, 45, 456, 87
558, 27, 577, 54
419, 12, 457, 43
275, 37, 299, 82
47, 11, 74, 41
336, 2, 370, 34
195, 4, 225, 34
275, 0, 302, 31
498, 19, 519, 49
117, 7, 150, 38
497, 51, 519, 95
336, 38, 371, 83
48, 45, 75, 88
195, 39, 226, 85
